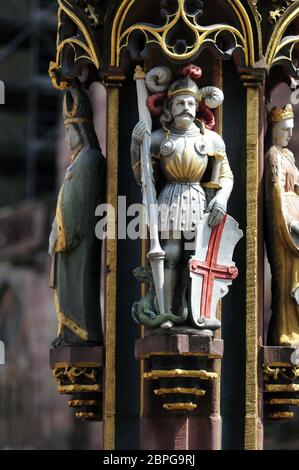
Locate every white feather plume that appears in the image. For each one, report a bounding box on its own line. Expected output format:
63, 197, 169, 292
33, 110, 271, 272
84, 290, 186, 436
145, 66, 172, 94
200, 86, 224, 109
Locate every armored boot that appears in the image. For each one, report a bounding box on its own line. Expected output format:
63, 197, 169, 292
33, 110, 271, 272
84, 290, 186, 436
159, 238, 182, 329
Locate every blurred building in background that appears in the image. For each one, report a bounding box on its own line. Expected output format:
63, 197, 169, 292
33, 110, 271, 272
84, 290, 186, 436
0, 0, 103, 449
0, 0, 58, 205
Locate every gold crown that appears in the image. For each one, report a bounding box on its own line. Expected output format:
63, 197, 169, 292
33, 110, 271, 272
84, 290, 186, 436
269, 104, 294, 123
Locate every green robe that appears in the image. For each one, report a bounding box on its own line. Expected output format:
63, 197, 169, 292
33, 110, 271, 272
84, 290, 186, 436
51, 145, 105, 345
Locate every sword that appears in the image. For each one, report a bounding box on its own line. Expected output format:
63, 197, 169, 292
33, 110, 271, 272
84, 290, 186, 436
134, 66, 165, 315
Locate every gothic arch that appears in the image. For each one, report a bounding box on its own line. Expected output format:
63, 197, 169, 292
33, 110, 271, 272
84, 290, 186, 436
266, 2, 299, 74
109, 0, 261, 68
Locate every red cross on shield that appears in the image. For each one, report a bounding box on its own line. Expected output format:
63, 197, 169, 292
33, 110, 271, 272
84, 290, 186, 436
189, 213, 243, 329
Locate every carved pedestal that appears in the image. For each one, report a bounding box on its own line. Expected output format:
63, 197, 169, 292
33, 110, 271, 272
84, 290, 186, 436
136, 334, 223, 450
50, 346, 103, 421
263, 346, 299, 421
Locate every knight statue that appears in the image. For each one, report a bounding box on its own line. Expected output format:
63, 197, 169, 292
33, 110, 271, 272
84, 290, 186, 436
131, 65, 242, 334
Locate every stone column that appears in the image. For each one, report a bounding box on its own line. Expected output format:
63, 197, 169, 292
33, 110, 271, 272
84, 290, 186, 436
241, 67, 266, 450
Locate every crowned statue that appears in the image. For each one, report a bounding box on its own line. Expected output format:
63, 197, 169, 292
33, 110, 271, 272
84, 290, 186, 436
49, 83, 106, 347
131, 65, 242, 334
265, 104, 299, 346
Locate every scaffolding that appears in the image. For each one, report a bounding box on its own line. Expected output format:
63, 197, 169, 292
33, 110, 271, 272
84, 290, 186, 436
0, 0, 60, 206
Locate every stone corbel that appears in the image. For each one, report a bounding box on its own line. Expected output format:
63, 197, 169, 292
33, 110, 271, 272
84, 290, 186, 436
262, 346, 299, 421
50, 345, 103, 421
135, 334, 223, 450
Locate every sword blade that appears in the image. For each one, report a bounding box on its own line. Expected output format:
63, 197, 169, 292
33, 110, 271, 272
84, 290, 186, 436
149, 255, 165, 315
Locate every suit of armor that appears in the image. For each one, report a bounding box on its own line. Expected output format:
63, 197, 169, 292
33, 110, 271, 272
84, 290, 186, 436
131, 90, 233, 318
151, 123, 233, 233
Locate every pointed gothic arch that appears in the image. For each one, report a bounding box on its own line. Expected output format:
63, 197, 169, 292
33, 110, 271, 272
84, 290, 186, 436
109, 0, 261, 69
266, 2, 299, 74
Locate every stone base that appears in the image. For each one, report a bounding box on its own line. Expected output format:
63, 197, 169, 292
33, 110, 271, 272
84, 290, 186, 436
50, 345, 103, 421
136, 334, 223, 450
262, 346, 299, 421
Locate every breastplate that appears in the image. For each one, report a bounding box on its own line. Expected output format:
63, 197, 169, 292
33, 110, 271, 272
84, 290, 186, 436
159, 132, 208, 183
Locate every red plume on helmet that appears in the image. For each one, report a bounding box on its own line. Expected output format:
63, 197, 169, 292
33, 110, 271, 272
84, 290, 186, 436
177, 64, 202, 81
146, 92, 166, 117
197, 101, 215, 130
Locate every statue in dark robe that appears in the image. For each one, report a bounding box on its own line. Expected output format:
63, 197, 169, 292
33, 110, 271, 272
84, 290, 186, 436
49, 83, 106, 347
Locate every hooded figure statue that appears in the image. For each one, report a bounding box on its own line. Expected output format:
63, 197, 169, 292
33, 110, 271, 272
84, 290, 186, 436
49, 83, 106, 347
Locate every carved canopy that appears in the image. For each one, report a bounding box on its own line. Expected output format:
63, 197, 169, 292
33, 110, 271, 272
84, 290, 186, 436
49, 0, 299, 87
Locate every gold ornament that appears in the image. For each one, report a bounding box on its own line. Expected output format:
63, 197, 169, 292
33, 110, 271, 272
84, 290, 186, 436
269, 104, 294, 123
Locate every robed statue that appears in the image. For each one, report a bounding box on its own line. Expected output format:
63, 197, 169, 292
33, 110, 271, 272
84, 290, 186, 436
131, 65, 242, 334
49, 83, 106, 347
265, 104, 299, 346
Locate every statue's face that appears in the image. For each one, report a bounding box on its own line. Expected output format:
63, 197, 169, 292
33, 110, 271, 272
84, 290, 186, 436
171, 94, 197, 129
65, 124, 82, 151
272, 118, 294, 148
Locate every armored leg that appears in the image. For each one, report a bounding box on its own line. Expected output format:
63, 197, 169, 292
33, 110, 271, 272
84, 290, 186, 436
161, 236, 183, 314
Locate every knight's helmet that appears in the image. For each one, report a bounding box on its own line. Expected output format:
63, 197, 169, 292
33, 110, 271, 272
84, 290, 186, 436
63, 84, 94, 125
167, 75, 201, 103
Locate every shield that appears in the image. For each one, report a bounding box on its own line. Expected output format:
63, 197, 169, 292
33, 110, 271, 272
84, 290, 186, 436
189, 213, 243, 329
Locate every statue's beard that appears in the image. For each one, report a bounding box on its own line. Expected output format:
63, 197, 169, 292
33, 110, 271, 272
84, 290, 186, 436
68, 138, 82, 151
69, 141, 84, 161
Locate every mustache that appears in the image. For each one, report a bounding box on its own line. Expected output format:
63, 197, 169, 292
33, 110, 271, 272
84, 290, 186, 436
174, 111, 194, 118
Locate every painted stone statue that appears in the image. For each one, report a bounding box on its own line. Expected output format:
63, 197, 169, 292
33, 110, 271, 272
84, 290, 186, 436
131, 65, 241, 333
265, 104, 299, 346
49, 83, 106, 347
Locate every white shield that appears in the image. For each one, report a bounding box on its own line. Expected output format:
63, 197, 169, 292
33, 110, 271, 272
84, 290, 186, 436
189, 213, 243, 329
